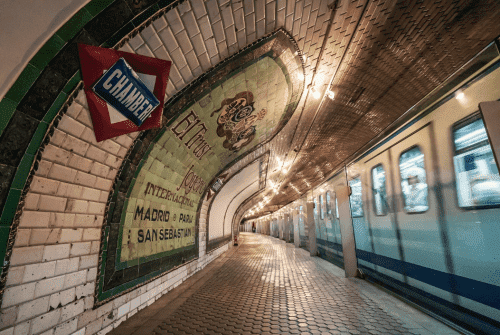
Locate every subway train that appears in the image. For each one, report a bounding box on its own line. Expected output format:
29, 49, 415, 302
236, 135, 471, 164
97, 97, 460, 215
311, 41, 500, 334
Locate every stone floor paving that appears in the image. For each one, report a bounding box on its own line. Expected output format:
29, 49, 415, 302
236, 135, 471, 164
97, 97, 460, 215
111, 233, 462, 335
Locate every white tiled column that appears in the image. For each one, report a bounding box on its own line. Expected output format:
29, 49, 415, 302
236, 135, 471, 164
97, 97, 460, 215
335, 184, 359, 278
306, 199, 317, 256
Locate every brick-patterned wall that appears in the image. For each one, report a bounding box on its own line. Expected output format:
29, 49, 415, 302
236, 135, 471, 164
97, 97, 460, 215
0, 90, 228, 332
0, 87, 233, 335
1, 90, 130, 333
0, 0, 333, 334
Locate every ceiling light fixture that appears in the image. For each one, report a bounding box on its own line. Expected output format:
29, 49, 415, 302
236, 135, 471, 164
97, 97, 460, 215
326, 90, 335, 99
311, 87, 321, 99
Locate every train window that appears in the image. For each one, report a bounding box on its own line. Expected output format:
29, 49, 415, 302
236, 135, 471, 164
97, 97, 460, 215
349, 178, 364, 217
453, 116, 500, 208
326, 192, 332, 215
319, 194, 325, 219
399, 146, 429, 213
335, 197, 339, 218
371, 165, 387, 215
313, 197, 318, 217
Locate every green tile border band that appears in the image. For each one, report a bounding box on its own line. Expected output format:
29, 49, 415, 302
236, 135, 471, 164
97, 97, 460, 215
0, 0, 180, 137
0, 0, 184, 213
0, 0, 185, 287
94, 29, 305, 305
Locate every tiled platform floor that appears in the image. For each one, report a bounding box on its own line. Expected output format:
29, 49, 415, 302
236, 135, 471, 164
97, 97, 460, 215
110, 233, 462, 335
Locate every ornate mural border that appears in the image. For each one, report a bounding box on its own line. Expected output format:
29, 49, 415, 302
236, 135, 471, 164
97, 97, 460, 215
96, 29, 305, 305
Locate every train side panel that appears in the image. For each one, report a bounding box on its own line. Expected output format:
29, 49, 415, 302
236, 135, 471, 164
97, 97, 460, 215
347, 62, 500, 333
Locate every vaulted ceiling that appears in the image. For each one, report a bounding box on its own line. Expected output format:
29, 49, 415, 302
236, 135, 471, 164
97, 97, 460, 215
234, 0, 500, 218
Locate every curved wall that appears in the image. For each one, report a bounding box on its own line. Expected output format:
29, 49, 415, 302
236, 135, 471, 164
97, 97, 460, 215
0, 0, 89, 101
208, 160, 260, 240
0, 1, 317, 334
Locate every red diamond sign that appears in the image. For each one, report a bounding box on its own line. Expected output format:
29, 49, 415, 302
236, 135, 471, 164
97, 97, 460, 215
78, 44, 171, 142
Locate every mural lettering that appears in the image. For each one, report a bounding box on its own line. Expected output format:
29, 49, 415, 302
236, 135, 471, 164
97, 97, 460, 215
144, 182, 195, 207
137, 228, 193, 243
177, 165, 206, 195
134, 206, 170, 222
98, 35, 301, 302
171, 110, 213, 159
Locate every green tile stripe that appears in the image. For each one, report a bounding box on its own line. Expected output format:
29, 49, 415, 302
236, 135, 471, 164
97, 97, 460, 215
0, 98, 17, 135
0, 226, 11, 280
0, 0, 174, 136
0, 88, 67, 226
4, 64, 41, 104
0, 190, 22, 226
29, 35, 66, 70
0, 0, 179, 279
0, 0, 110, 136
57, 7, 94, 42
43, 91, 69, 123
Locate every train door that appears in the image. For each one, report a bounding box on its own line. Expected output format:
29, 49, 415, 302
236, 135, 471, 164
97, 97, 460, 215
328, 190, 342, 251
313, 196, 319, 242
298, 205, 306, 246
292, 207, 300, 246
328, 173, 348, 266
347, 168, 370, 255
363, 151, 403, 278
278, 215, 284, 239
389, 125, 454, 301
324, 190, 336, 244
316, 192, 327, 240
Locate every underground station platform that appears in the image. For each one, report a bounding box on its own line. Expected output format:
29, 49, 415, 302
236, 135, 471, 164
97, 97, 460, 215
109, 233, 460, 335
1, 1, 500, 335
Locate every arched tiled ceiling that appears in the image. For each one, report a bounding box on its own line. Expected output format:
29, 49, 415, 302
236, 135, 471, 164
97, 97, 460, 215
240, 0, 500, 218
1, 0, 498, 329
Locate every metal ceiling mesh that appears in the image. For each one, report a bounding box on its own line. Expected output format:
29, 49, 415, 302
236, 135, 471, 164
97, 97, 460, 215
240, 0, 500, 217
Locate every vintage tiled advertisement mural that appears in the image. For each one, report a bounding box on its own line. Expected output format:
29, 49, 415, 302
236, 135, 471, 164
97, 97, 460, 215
98, 31, 304, 303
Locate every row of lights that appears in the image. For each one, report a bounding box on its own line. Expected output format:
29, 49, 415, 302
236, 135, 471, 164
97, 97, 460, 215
245, 87, 335, 219
310, 86, 335, 100
316, 85, 466, 104
248, 86, 467, 219
295, 51, 335, 101
245, 196, 271, 218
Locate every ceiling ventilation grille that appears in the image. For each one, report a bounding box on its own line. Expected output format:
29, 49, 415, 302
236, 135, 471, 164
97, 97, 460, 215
350, 87, 366, 104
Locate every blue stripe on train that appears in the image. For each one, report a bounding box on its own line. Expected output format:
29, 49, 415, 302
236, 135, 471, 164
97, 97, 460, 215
356, 249, 500, 310
317, 239, 500, 333
359, 265, 500, 335
316, 238, 343, 252
316, 239, 344, 269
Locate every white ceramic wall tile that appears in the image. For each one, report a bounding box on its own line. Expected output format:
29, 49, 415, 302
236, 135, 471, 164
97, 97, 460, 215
1, 0, 334, 333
